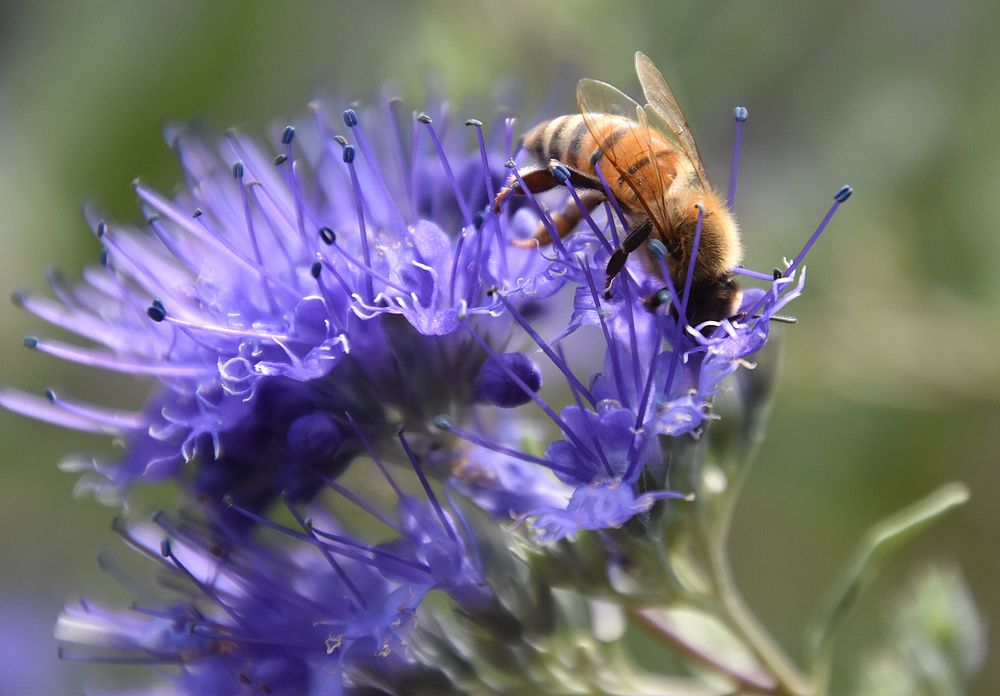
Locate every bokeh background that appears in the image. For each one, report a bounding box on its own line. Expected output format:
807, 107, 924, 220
1, 1, 996, 693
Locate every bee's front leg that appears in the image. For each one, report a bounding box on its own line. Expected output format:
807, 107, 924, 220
604, 220, 653, 298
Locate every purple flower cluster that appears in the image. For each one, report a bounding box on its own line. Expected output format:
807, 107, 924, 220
4, 86, 849, 691
57, 431, 486, 694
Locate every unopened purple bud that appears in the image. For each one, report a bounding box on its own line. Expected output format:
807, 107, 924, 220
474, 352, 542, 408
286, 412, 342, 465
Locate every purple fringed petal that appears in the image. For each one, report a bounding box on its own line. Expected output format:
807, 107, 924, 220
525, 480, 689, 542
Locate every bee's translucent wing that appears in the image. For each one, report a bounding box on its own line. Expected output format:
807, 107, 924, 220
576, 77, 671, 236
634, 51, 709, 187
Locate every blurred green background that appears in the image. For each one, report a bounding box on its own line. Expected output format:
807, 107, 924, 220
1, 1, 996, 693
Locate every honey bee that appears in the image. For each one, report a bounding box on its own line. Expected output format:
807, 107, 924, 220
494, 52, 743, 327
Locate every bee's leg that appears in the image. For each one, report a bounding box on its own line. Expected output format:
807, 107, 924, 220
492, 167, 560, 213
604, 220, 653, 299
513, 188, 605, 248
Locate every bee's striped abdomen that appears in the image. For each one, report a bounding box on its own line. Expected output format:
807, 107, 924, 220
522, 114, 678, 199
523, 115, 594, 171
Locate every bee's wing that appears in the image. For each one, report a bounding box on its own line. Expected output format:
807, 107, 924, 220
634, 51, 709, 187
576, 77, 672, 236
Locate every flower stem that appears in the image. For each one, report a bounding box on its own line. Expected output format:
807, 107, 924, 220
703, 467, 814, 696
708, 540, 813, 695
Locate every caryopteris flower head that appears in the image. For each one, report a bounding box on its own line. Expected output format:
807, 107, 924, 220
3, 101, 560, 521
58, 432, 486, 694
8, 71, 856, 693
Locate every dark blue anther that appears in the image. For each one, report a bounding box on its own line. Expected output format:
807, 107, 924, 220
193, 208, 203, 218
310, 261, 322, 278
834, 185, 854, 202
551, 163, 571, 183
505, 158, 516, 169
281, 125, 295, 144
232, 161, 244, 179
9, 292, 25, 308
22, 336, 38, 349
100, 250, 109, 267
648, 239, 669, 259
342, 145, 355, 164
465, 118, 483, 127
273, 154, 288, 166
147, 299, 166, 322
333, 135, 348, 147
44, 388, 56, 403
734, 106, 748, 122
319, 227, 336, 245
590, 149, 604, 165
473, 210, 485, 230
417, 113, 433, 124
160, 539, 171, 557
223, 494, 235, 508
433, 416, 452, 431
95, 221, 107, 238
342, 109, 359, 128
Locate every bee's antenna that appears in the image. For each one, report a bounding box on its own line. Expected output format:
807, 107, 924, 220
726, 106, 748, 210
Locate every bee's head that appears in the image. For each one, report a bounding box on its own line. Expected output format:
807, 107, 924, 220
683, 275, 743, 329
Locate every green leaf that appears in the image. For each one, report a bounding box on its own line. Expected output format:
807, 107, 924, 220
853, 565, 985, 696
806, 482, 970, 678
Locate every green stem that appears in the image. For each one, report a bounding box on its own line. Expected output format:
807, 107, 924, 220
704, 465, 813, 696
708, 540, 813, 696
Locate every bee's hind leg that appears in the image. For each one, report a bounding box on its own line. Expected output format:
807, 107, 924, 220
494, 163, 606, 248
513, 188, 606, 248
492, 166, 561, 213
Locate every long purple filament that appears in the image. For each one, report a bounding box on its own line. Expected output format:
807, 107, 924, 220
727, 109, 747, 210
664, 204, 705, 397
